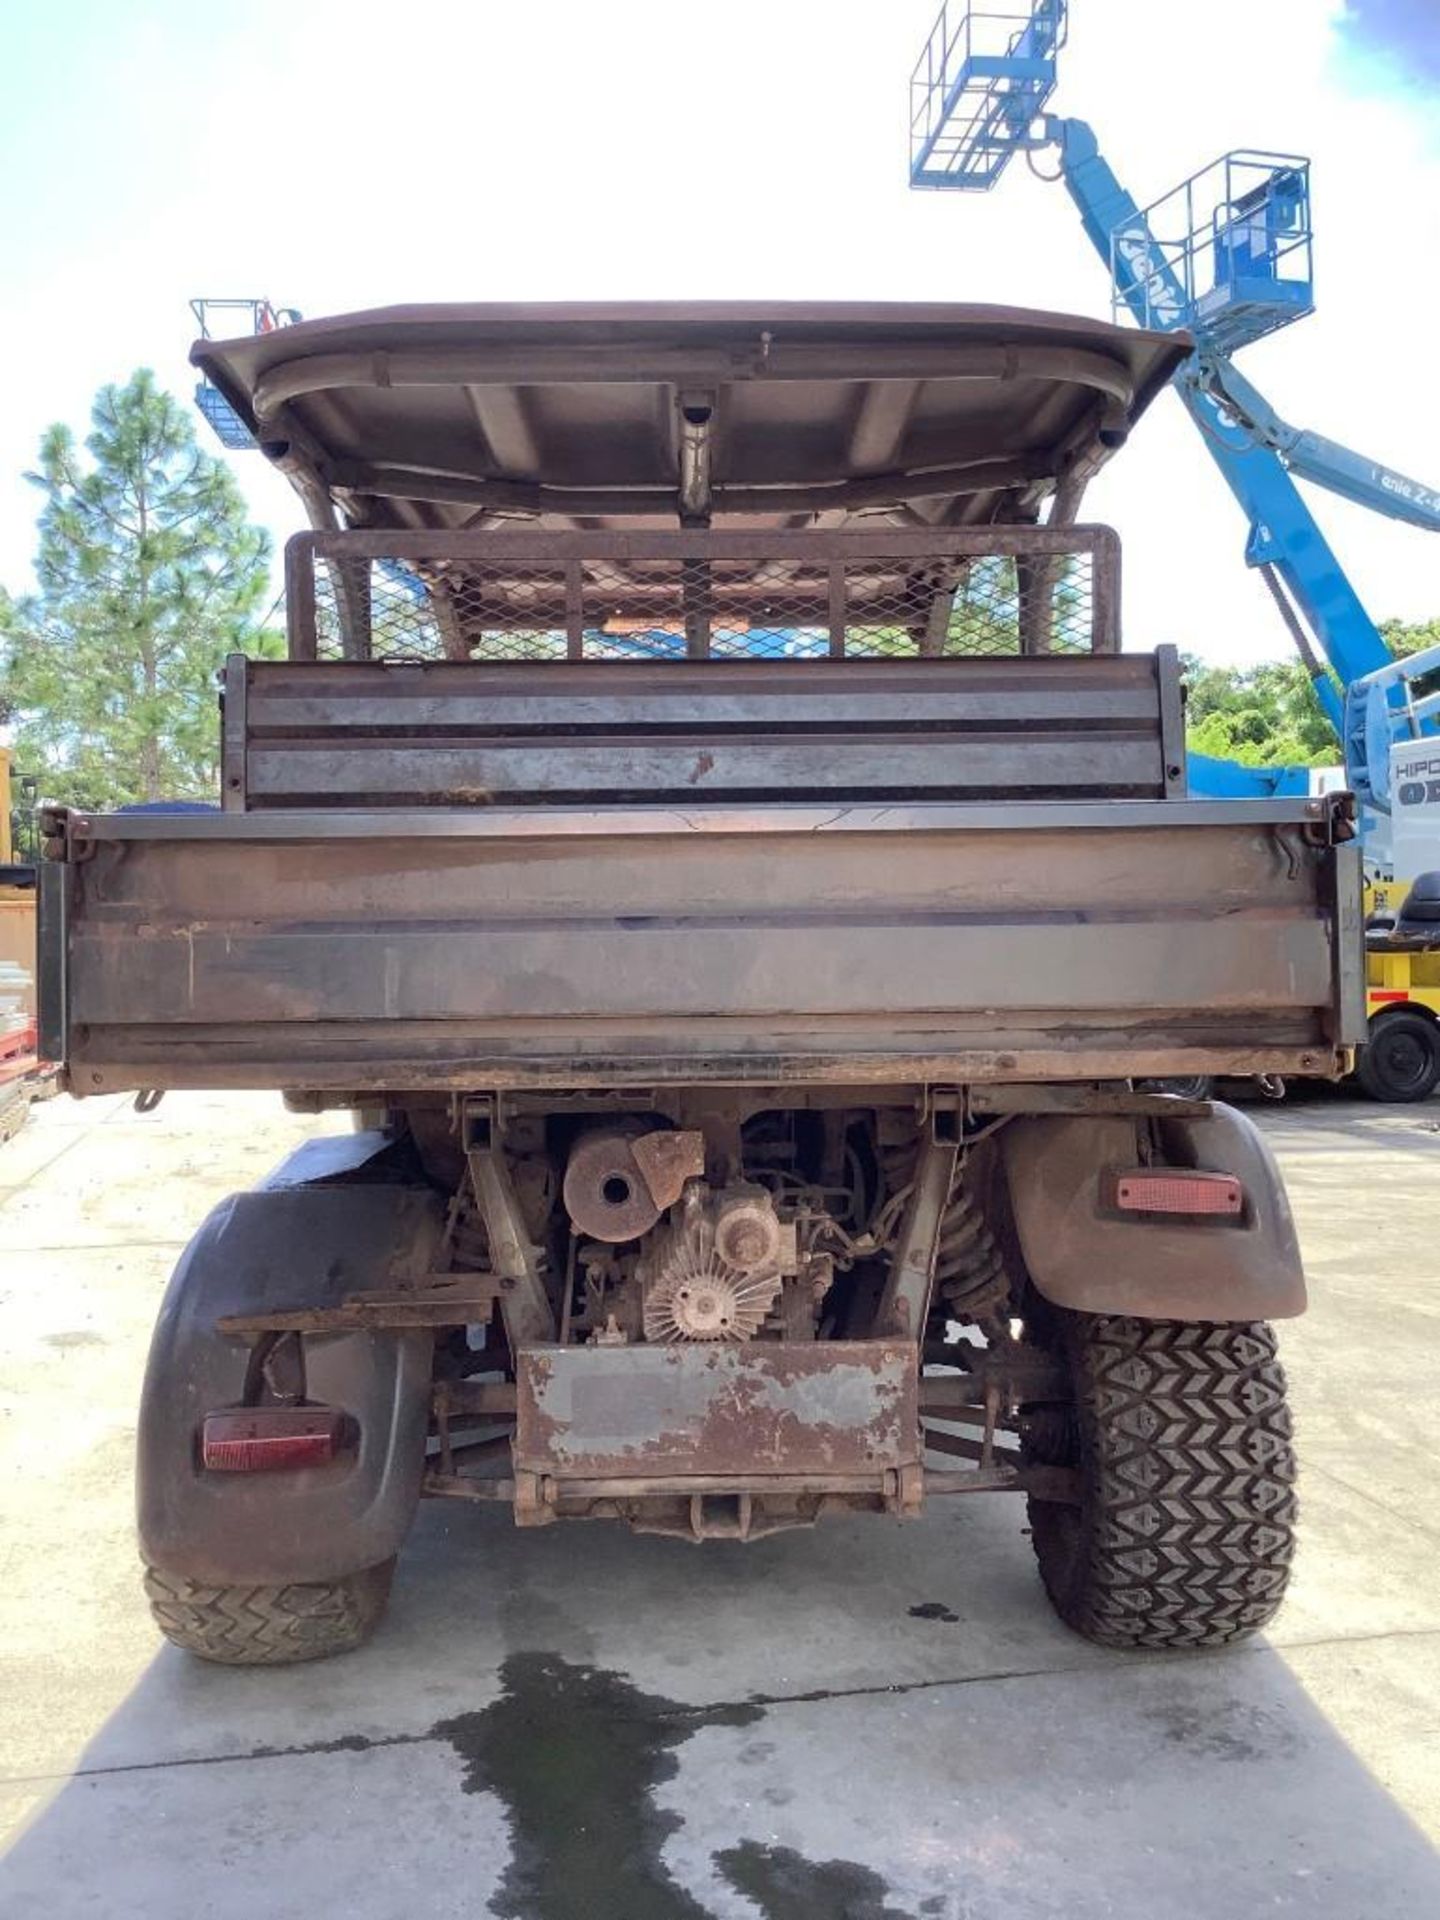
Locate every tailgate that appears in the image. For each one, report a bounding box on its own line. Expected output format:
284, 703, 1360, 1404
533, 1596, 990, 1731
40, 796, 1363, 1094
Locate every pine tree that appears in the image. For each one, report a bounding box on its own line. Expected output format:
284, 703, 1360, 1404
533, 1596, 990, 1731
0, 371, 274, 808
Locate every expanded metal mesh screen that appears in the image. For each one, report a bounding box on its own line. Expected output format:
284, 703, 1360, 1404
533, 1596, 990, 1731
290, 532, 1114, 663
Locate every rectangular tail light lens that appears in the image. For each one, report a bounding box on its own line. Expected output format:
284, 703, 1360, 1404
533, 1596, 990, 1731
1109, 1169, 1244, 1217
202, 1407, 347, 1472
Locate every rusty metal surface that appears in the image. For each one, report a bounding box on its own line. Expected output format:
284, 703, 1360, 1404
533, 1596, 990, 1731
230, 621, 1177, 809
514, 1339, 919, 1481
237, 646, 1160, 750
48, 797, 1357, 1094
418, 1463, 1080, 1507
277, 526, 1122, 665
563, 1128, 665, 1241
217, 1274, 501, 1334
466, 1135, 555, 1347
436, 1379, 518, 1418
877, 1129, 960, 1339
630, 1129, 706, 1211
190, 302, 1188, 536
1001, 1105, 1308, 1323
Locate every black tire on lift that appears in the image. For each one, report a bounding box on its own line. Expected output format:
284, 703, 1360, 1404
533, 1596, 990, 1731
143, 1560, 395, 1665
1355, 1009, 1440, 1103
1023, 1314, 1297, 1650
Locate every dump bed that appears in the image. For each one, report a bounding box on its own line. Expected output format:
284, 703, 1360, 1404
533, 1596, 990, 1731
42, 782, 1361, 1094
40, 540, 1362, 1096
41, 303, 1363, 1094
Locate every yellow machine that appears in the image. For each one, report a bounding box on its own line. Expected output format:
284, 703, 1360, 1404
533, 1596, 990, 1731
1, 747, 44, 1140
1358, 876, 1440, 1101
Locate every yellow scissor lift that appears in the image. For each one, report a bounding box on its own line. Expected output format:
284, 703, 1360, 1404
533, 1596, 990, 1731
1358, 876, 1440, 1101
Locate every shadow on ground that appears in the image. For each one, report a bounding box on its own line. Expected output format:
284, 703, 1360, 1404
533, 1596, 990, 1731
3, 1489, 1438, 1920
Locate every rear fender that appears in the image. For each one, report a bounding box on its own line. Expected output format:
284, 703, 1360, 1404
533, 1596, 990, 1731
138, 1135, 445, 1585
1000, 1102, 1305, 1322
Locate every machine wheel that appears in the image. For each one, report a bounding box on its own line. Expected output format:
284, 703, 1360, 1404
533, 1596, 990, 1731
1024, 1314, 1296, 1650
143, 1559, 395, 1665
1136, 1075, 1213, 1101
1355, 1010, 1440, 1103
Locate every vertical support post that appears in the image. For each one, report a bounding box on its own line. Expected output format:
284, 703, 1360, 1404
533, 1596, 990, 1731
565, 559, 585, 661
1329, 833, 1367, 1050
220, 654, 249, 813
1090, 529, 1122, 653
36, 858, 70, 1068
283, 535, 317, 661
828, 562, 847, 659
462, 1103, 555, 1349
333, 554, 373, 662
1154, 643, 1188, 798
682, 558, 711, 658
876, 1123, 960, 1340
430, 582, 470, 663
918, 575, 957, 658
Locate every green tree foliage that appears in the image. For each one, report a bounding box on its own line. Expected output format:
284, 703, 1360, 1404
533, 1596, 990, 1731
1184, 656, 1337, 766
864, 555, 1084, 657
1184, 618, 1440, 767
1380, 616, 1440, 657
0, 372, 276, 808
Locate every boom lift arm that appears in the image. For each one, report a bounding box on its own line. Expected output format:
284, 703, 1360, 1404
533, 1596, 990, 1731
1200, 357, 1440, 537
909, 2, 1438, 809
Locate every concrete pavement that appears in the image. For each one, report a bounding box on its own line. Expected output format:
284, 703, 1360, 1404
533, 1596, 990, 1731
1, 1089, 1437, 1918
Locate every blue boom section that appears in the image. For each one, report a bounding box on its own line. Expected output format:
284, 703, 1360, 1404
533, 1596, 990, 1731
1058, 121, 1393, 722
910, 1, 1066, 189
1057, 119, 1437, 805
1199, 358, 1440, 536
905, 4, 1439, 812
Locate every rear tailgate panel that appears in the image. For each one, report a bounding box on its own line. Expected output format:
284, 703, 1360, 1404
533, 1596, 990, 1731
44, 798, 1363, 1093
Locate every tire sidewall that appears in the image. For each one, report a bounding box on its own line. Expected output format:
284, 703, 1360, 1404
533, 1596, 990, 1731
1357, 1011, 1440, 1103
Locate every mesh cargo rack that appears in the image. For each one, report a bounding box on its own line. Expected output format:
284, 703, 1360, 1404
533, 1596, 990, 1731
284, 526, 1118, 665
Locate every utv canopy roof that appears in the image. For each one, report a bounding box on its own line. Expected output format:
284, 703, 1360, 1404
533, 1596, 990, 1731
191, 302, 1189, 532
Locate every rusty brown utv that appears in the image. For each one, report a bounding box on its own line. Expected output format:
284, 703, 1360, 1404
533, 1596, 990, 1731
38, 304, 1361, 1663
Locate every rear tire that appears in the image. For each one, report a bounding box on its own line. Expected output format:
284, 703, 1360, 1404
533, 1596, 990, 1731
1025, 1315, 1296, 1650
143, 1559, 395, 1665
1355, 1009, 1440, 1103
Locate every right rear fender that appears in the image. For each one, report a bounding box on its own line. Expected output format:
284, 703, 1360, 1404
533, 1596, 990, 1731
999, 1103, 1306, 1323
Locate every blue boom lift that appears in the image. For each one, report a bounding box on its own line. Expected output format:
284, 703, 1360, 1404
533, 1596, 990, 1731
190, 299, 301, 449
909, 0, 1440, 810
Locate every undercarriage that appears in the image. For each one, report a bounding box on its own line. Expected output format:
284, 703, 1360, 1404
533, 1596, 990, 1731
420, 1092, 1052, 1541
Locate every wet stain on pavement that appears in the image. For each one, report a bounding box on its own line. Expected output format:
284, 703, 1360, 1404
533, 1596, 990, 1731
1143, 1696, 1303, 1764
715, 1841, 918, 1920
430, 1653, 920, 1920
433, 1651, 760, 1919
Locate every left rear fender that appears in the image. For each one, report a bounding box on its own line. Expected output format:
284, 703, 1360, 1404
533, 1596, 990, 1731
138, 1149, 444, 1586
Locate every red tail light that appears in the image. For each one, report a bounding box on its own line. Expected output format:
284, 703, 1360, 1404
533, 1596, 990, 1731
1109, 1169, 1244, 1217
202, 1407, 348, 1472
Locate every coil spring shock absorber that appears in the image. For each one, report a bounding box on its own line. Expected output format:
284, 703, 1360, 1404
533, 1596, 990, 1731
934, 1186, 1009, 1320
444, 1183, 491, 1272
879, 1135, 1009, 1323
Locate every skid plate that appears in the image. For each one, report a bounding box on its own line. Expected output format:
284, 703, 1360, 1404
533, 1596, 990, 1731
515, 1340, 919, 1481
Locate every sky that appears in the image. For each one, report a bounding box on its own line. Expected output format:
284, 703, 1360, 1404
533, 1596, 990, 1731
0, 0, 1436, 667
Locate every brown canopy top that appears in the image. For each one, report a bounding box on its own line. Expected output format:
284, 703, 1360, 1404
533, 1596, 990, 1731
191, 301, 1188, 533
